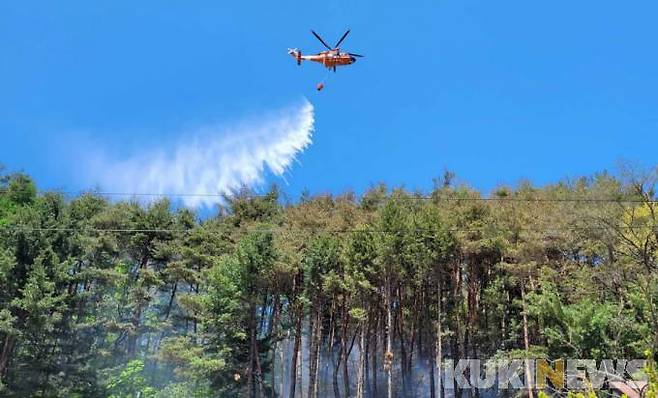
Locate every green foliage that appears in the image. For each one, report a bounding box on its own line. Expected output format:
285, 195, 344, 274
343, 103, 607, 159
5, 174, 36, 206
645, 352, 658, 398
154, 382, 213, 398
158, 337, 225, 380
106, 360, 156, 398
529, 281, 649, 359
0, 169, 657, 396
566, 391, 597, 398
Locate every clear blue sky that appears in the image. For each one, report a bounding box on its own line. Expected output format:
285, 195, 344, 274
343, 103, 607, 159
2, 1, 657, 200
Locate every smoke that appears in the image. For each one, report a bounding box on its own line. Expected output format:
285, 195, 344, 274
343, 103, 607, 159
88, 100, 314, 208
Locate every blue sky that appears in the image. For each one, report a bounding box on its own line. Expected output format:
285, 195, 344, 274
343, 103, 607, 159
2, 1, 657, 203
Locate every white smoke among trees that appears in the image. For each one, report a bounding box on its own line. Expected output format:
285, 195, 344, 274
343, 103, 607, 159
89, 100, 314, 208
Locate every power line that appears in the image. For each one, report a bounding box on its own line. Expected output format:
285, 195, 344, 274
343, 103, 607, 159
0, 225, 653, 234
0, 187, 656, 204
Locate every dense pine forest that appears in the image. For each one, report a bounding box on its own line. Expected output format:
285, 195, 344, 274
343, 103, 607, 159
1, 167, 657, 397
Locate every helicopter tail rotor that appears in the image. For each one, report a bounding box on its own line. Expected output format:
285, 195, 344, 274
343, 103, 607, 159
288, 48, 302, 65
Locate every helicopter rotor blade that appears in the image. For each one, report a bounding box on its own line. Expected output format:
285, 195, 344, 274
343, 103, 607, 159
311, 30, 332, 50
334, 29, 351, 48
348, 53, 364, 57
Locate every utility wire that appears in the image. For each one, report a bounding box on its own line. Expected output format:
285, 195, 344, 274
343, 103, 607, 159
0, 225, 653, 234
0, 188, 656, 204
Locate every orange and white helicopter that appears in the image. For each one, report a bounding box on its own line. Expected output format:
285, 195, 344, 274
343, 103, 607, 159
288, 29, 363, 73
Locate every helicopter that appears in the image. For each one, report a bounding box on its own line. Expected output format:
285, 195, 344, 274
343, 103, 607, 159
288, 29, 364, 73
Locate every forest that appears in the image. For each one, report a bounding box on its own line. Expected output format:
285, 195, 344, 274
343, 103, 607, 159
0, 167, 657, 398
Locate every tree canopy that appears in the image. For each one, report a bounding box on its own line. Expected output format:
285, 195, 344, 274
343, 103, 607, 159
0, 168, 657, 397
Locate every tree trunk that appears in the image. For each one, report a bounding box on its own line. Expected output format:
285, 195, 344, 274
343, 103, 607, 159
341, 305, 350, 398
521, 284, 534, 398
356, 321, 366, 398
280, 330, 287, 397
333, 344, 342, 398
408, 291, 419, 397
430, 353, 436, 398
314, 331, 321, 398
289, 309, 303, 398
308, 305, 322, 398
288, 314, 302, 398
467, 261, 479, 398
164, 281, 177, 320
385, 279, 393, 398
269, 295, 281, 396
308, 310, 317, 398
365, 318, 372, 398
397, 284, 409, 395
128, 256, 150, 356
0, 334, 15, 377
452, 260, 463, 398
501, 290, 509, 351
128, 301, 142, 356
193, 283, 199, 335
297, 336, 303, 398
436, 276, 444, 398
372, 314, 379, 398
249, 303, 265, 398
